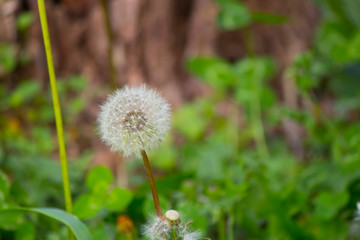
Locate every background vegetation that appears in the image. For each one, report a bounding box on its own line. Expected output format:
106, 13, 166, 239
1, 0, 360, 239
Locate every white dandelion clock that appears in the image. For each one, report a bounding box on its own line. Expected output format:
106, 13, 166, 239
98, 85, 171, 157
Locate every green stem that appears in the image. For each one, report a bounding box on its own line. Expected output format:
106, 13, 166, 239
250, 78, 269, 159
171, 226, 177, 240
243, 27, 255, 57
141, 150, 162, 217
218, 212, 226, 240
37, 0, 72, 214
226, 213, 234, 240
242, 28, 269, 158
250, 83, 269, 158
99, 0, 117, 89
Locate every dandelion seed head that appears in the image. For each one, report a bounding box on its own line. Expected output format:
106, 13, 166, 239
143, 211, 202, 240
98, 85, 171, 157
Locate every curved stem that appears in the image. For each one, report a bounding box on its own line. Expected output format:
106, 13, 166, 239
141, 150, 162, 217
37, 0, 72, 214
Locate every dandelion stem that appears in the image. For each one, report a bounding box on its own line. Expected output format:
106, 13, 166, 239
141, 150, 162, 217
37, 0, 73, 214
171, 227, 177, 240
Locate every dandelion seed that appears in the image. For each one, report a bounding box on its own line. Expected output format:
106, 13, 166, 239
97, 85, 171, 157
183, 231, 202, 240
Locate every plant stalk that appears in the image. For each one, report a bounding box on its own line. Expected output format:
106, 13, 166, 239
242, 28, 269, 158
141, 150, 162, 217
250, 85, 269, 159
171, 227, 177, 240
37, 0, 73, 214
99, 0, 117, 89
218, 212, 226, 240
250, 73, 269, 159
226, 213, 234, 240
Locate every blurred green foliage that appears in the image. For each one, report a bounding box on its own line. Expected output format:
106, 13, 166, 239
2, 0, 360, 239
74, 166, 132, 220
0, 15, 92, 237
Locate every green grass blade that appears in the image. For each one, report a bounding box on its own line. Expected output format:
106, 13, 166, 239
37, 0, 72, 214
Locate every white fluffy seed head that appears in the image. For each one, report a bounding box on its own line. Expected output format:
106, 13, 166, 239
143, 212, 202, 240
97, 85, 171, 157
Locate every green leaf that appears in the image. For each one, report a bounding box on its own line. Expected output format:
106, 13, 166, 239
343, 0, 360, 29
187, 57, 236, 88
68, 98, 86, 116
314, 191, 349, 220
324, 0, 359, 30
233, 57, 276, 83
10, 80, 41, 107
177, 202, 208, 232
196, 142, 231, 182
0, 210, 24, 230
105, 187, 133, 211
150, 142, 177, 171
67, 75, 87, 91
260, 87, 277, 109
31, 127, 54, 153
173, 104, 208, 140
347, 32, 360, 60
217, 0, 251, 30
0, 44, 16, 72
233, 57, 276, 105
86, 166, 113, 193
0, 171, 10, 202
316, 22, 351, 63
287, 52, 326, 92
17, 12, 35, 32
0, 208, 92, 240
73, 194, 101, 219
15, 222, 36, 240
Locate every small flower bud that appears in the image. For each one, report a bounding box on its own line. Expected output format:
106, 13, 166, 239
165, 210, 180, 221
